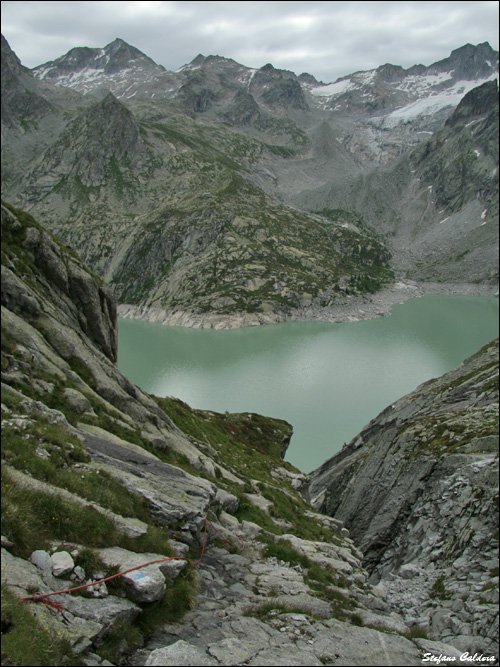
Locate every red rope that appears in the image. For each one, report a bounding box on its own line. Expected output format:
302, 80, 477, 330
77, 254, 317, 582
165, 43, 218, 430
20, 517, 244, 609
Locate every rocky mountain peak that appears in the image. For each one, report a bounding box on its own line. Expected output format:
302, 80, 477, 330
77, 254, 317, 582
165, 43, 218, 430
246, 61, 309, 110
203, 54, 238, 67
446, 78, 499, 126
298, 71, 320, 86
101, 37, 164, 73
375, 62, 406, 82
429, 41, 499, 79
1, 34, 25, 78
32, 37, 165, 89
19, 90, 146, 195
188, 53, 206, 67
449, 41, 497, 63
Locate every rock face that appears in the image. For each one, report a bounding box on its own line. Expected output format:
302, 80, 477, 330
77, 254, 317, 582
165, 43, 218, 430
308, 339, 499, 655
2, 204, 118, 362
27, 91, 147, 190
0, 33, 55, 127
3, 203, 491, 665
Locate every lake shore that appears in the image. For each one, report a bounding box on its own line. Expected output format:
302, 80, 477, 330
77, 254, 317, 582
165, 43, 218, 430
117, 281, 499, 330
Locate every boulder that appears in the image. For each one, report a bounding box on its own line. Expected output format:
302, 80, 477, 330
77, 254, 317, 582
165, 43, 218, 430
312, 618, 423, 665
146, 640, 218, 666
30, 550, 53, 572
63, 388, 94, 414
97, 547, 175, 603
215, 487, 239, 515
51, 551, 75, 577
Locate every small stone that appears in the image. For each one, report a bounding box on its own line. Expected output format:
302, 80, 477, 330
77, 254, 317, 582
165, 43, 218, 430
1, 536, 14, 550
86, 580, 108, 598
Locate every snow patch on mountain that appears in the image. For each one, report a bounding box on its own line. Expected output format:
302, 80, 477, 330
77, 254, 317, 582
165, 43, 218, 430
311, 78, 357, 97
38, 66, 135, 89
370, 74, 499, 128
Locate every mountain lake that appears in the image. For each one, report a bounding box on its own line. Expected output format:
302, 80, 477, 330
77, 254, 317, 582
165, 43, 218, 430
117, 294, 499, 473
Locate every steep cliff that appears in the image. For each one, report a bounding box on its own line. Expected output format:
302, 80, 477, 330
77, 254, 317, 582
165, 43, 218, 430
309, 339, 499, 656
3, 203, 475, 666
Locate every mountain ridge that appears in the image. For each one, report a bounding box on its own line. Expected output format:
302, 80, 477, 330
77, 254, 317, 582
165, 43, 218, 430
1, 35, 498, 328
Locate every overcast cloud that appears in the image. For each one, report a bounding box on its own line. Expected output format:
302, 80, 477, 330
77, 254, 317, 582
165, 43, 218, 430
1, 1, 499, 82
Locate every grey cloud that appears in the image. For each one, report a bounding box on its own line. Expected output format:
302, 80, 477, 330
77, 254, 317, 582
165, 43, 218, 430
1, 0, 498, 82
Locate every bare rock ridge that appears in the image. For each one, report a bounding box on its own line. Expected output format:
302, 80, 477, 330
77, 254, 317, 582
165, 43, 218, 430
3, 205, 497, 665
1, 35, 498, 328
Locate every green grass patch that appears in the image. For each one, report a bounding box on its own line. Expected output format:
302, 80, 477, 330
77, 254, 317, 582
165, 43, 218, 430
158, 396, 292, 469
234, 497, 282, 535
1, 584, 84, 666
403, 624, 430, 640
74, 547, 107, 579
259, 483, 342, 543
96, 618, 143, 665
2, 465, 124, 557
430, 575, 452, 600
138, 563, 199, 629
258, 533, 346, 590
1, 414, 154, 523
67, 358, 97, 390
1, 465, 173, 560
244, 600, 320, 621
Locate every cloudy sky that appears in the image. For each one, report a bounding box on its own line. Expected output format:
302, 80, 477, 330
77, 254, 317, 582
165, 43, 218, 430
1, 1, 499, 82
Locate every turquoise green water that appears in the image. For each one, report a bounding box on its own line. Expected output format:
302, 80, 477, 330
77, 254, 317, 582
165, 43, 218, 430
117, 295, 499, 473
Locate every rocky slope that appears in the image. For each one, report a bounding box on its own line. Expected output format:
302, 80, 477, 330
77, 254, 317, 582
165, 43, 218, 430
2, 35, 396, 325
308, 338, 499, 657
274, 78, 500, 287
3, 205, 492, 665
1, 36, 498, 327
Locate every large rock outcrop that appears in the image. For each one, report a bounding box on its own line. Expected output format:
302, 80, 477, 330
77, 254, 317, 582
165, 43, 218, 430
309, 338, 499, 655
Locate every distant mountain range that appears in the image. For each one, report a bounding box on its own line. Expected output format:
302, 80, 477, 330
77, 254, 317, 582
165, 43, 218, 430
1, 35, 498, 325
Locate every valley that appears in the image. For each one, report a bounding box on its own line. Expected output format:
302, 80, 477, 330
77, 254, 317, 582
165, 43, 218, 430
1, 36, 498, 326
